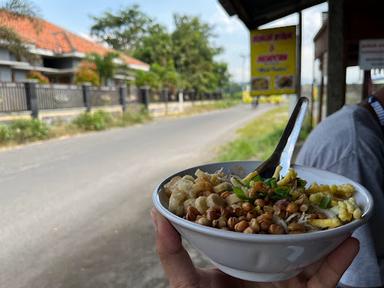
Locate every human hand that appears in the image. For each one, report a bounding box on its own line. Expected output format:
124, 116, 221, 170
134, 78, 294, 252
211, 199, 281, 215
151, 208, 359, 288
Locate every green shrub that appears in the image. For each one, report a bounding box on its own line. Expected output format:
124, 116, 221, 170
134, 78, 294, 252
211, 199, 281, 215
121, 106, 151, 125
10, 119, 50, 142
73, 110, 113, 131
0, 125, 13, 142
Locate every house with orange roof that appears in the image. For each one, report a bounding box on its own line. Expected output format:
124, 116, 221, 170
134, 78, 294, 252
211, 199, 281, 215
0, 12, 149, 84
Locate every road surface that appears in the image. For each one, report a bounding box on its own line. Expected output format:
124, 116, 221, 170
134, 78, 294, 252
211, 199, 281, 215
0, 104, 273, 288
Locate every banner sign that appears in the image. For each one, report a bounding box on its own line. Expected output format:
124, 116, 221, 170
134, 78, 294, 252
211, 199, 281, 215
359, 39, 384, 70
250, 26, 296, 96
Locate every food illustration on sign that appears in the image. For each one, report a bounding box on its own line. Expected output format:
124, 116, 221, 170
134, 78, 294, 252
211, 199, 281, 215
252, 77, 269, 90
275, 75, 294, 89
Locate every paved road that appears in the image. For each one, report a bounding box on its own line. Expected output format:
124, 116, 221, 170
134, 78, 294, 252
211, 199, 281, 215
0, 104, 272, 288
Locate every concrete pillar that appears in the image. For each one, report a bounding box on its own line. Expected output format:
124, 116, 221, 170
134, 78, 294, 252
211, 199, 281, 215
178, 90, 184, 113
326, 0, 346, 116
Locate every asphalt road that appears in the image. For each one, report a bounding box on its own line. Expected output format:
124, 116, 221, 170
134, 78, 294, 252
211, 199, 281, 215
0, 104, 272, 288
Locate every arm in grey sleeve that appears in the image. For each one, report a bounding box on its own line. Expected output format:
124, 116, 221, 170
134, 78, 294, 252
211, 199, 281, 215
298, 143, 384, 287
326, 145, 384, 287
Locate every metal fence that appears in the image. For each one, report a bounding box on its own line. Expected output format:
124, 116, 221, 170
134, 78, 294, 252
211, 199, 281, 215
0, 82, 224, 117
89, 86, 120, 107
127, 85, 140, 104
0, 82, 28, 112
36, 84, 83, 110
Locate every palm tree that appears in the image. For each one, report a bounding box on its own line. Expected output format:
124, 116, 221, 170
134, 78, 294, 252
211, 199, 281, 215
87, 52, 119, 86
0, 0, 40, 61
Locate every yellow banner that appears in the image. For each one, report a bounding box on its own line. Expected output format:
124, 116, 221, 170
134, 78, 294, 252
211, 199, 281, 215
250, 26, 296, 96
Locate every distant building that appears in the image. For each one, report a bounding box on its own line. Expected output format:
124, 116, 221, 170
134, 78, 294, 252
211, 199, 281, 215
0, 12, 149, 84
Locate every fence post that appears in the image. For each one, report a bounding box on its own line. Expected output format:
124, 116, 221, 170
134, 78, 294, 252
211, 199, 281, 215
161, 88, 169, 102
190, 89, 195, 103
162, 88, 169, 115
25, 81, 38, 118
119, 85, 127, 112
82, 84, 91, 112
178, 89, 184, 113
140, 86, 150, 108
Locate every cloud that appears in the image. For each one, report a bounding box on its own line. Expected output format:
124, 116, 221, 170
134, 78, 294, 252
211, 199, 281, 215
79, 32, 96, 41
259, 14, 297, 30
210, 5, 245, 34
79, 32, 110, 48
301, 44, 314, 84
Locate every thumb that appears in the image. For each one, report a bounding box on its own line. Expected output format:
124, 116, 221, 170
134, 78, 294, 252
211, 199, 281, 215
151, 208, 199, 287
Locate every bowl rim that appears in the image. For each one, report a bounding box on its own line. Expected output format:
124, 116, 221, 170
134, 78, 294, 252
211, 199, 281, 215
152, 161, 374, 243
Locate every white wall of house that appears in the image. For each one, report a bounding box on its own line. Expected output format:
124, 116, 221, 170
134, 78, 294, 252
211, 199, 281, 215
0, 48, 11, 61
0, 66, 12, 82
13, 70, 27, 82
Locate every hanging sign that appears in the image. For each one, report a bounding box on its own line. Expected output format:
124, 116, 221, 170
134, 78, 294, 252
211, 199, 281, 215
359, 39, 384, 70
250, 26, 297, 96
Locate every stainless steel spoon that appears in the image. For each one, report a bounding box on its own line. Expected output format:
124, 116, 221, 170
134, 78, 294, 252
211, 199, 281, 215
254, 97, 309, 179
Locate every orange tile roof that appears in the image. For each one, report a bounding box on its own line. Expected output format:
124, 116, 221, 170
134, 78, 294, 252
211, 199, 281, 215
0, 11, 148, 69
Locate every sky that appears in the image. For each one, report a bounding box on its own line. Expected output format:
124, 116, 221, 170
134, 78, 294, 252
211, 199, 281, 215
29, 0, 350, 84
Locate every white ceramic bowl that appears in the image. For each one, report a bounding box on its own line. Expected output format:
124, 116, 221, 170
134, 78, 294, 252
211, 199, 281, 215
152, 161, 373, 282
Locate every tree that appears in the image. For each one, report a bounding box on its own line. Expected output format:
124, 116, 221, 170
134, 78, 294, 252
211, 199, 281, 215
135, 69, 161, 90
133, 24, 173, 67
0, 0, 41, 61
90, 5, 153, 52
171, 15, 225, 93
90, 6, 230, 93
86, 52, 119, 85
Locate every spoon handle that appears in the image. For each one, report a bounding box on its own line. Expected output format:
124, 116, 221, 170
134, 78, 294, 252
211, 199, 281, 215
278, 97, 309, 177
255, 97, 309, 177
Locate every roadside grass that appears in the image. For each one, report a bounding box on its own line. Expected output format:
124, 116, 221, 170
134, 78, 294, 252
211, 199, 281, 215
183, 99, 239, 115
0, 99, 235, 148
215, 105, 289, 161
0, 105, 152, 147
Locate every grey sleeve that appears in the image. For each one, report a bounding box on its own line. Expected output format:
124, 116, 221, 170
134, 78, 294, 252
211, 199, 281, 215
297, 148, 384, 287
335, 149, 384, 287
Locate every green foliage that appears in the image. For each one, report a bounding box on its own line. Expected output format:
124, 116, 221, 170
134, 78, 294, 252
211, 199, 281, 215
75, 61, 100, 86
171, 14, 225, 92
90, 4, 153, 52
216, 106, 289, 161
86, 52, 119, 86
135, 69, 161, 90
121, 106, 151, 125
10, 119, 49, 142
91, 6, 230, 93
2, 0, 40, 18
27, 71, 49, 84
0, 119, 51, 144
73, 110, 113, 131
0, 125, 13, 142
72, 107, 151, 131
133, 24, 173, 66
